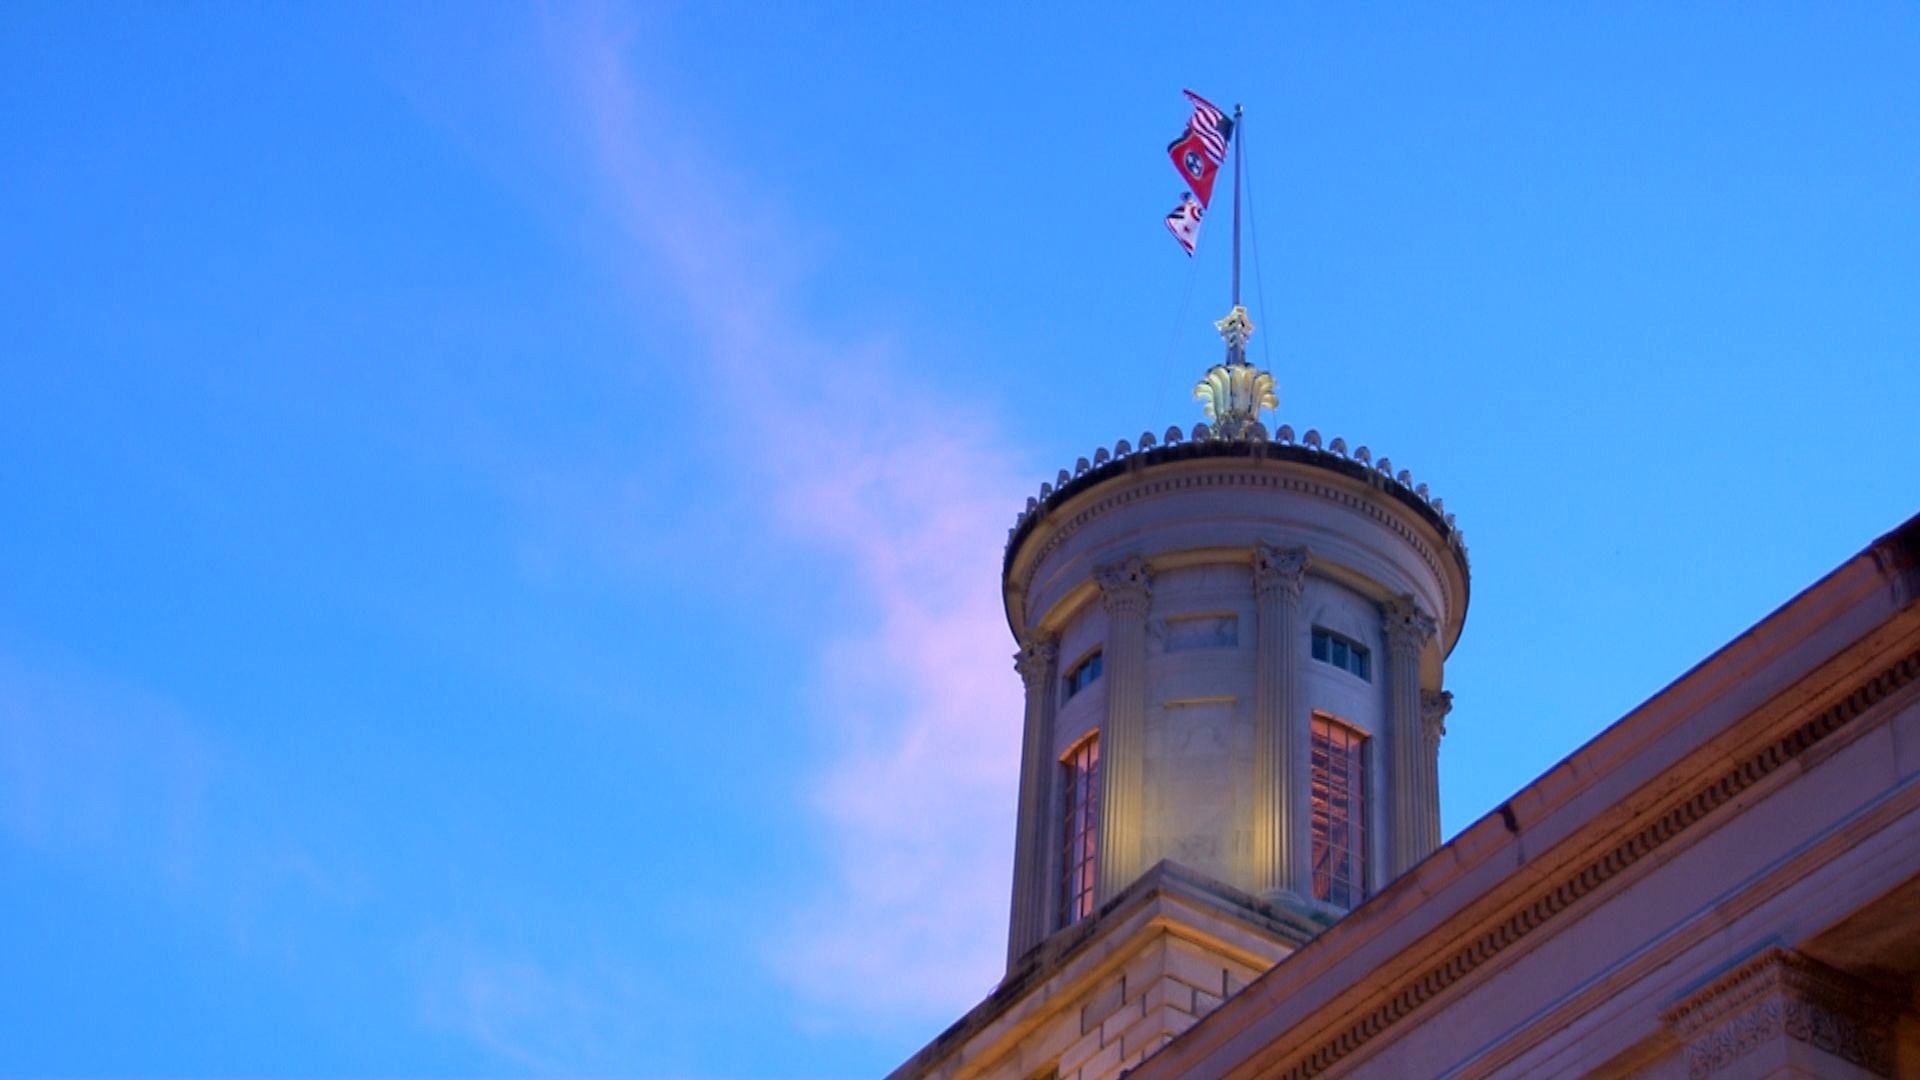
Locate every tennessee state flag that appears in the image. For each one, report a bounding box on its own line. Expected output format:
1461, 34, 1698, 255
1168, 127, 1221, 208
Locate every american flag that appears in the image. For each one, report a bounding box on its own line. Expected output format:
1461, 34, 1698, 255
1183, 89, 1232, 163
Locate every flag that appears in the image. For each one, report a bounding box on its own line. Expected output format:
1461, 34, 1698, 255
1167, 89, 1235, 208
1165, 192, 1204, 256
1183, 90, 1233, 162
1168, 127, 1222, 207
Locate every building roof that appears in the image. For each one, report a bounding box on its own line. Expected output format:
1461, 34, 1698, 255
1125, 509, 1920, 1079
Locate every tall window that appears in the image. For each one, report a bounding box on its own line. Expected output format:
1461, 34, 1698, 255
1310, 715, 1367, 908
1059, 734, 1100, 927
1311, 627, 1372, 681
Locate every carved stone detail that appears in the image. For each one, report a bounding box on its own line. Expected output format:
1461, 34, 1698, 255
1662, 947, 1898, 1078
1014, 467, 1465, 633
1013, 637, 1059, 688
1253, 542, 1311, 601
1382, 594, 1438, 659
1095, 555, 1153, 615
1420, 689, 1454, 745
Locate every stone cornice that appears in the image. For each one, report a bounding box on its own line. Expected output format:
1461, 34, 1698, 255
1009, 461, 1463, 644
1004, 426, 1468, 591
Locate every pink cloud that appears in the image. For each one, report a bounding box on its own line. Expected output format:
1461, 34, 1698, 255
551, 10, 1028, 1019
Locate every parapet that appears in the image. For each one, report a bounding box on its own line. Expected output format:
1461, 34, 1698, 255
1005, 421, 1469, 581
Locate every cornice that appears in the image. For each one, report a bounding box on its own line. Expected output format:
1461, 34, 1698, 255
1004, 425, 1468, 589
1009, 459, 1463, 642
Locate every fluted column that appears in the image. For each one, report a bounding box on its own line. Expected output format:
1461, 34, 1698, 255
1419, 689, 1453, 856
1094, 556, 1152, 905
1382, 595, 1438, 879
1005, 635, 1059, 967
1252, 542, 1310, 900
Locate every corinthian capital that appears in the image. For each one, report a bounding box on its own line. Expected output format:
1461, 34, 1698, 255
1382, 594, 1438, 659
1012, 636, 1059, 686
1421, 689, 1454, 742
1094, 555, 1153, 616
1253, 542, 1310, 601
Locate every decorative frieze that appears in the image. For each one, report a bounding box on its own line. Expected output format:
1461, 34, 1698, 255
1661, 946, 1898, 1078
1006, 426, 1467, 567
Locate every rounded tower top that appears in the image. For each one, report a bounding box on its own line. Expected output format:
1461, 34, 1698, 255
1003, 419, 1470, 656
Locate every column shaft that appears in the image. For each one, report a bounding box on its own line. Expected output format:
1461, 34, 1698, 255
1252, 543, 1310, 899
1005, 636, 1058, 967
1094, 556, 1151, 905
1383, 596, 1438, 879
1420, 690, 1453, 856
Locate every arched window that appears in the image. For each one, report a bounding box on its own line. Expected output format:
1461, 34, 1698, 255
1058, 734, 1100, 927
1310, 714, 1367, 908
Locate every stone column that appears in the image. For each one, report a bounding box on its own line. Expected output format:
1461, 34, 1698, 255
1661, 946, 1898, 1078
1094, 556, 1152, 905
1419, 689, 1453, 857
1252, 542, 1310, 901
1382, 595, 1438, 880
1005, 634, 1059, 967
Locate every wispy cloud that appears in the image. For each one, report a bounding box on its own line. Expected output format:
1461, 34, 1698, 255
0, 647, 218, 888
414, 933, 666, 1076
551, 8, 1028, 1021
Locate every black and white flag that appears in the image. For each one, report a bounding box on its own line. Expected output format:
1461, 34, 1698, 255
1165, 191, 1204, 256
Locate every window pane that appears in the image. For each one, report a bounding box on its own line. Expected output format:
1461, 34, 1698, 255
1312, 631, 1329, 662
1059, 736, 1101, 928
1310, 716, 1367, 909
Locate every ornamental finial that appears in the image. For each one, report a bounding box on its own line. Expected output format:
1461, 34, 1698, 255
1215, 304, 1254, 366
1194, 304, 1277, 432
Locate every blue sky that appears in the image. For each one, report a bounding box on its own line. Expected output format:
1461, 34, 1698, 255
2, 4, 1916, 1077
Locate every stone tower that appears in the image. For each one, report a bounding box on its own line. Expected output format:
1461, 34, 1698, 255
1001, 305, 1470, 965
890, 307, 1470, 1080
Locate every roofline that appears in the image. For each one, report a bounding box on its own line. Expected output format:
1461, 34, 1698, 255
1127, 508, 1920, 1079
1002, 432, 1472, 634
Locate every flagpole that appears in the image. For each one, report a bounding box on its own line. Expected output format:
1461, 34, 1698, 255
1231, 103, 1244, 312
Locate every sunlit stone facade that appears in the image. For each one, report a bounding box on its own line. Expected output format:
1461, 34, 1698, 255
895, 496, 1920, 1080
1001, 429, 1470, 960
890, 321, 1920, 1080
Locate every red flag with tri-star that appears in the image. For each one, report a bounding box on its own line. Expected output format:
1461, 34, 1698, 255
1168, 89, 1235, 209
